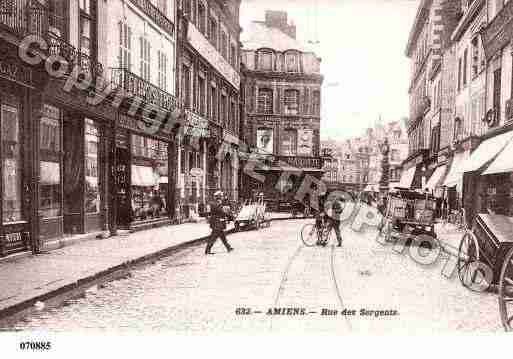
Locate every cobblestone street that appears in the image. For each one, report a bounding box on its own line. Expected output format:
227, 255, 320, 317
9, 220, 503, 334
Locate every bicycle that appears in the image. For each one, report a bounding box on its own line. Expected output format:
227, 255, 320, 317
300, 219, 337, 247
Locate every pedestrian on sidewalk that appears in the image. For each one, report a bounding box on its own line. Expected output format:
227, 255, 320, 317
205, 191, 234, 255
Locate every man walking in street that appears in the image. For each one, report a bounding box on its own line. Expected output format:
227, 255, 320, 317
205, 191, 234, 255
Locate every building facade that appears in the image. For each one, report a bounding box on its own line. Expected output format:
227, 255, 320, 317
176, 0, 242, 219
240, 10, 324, 201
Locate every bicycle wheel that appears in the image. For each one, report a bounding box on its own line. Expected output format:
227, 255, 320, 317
300, 223, 318, 247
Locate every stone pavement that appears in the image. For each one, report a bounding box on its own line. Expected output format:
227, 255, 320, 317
0, 220, 234, 320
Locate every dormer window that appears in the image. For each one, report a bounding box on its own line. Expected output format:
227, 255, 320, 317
258, 50, 273, 71
285, 51, 300, 72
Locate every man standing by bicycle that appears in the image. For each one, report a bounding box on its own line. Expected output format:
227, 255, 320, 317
330, 195, 344, 247
314, 194, 344, 247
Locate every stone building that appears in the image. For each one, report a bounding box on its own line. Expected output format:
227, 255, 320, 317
175, 0, 242, 218
240, 10, 324, 201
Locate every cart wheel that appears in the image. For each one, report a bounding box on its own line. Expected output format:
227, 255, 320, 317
499, 246, 513, 332
457, 231, 480, 290
300, 223, 318, 247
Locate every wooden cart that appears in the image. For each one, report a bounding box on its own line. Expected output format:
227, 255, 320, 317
234, 198, 271, 231
380, 189, 437, 245
456, 214, 513, 331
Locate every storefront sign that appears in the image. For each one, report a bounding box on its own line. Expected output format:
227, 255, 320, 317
0, 58, 32, 87
184, 110, 209, 138
297, 129, 313, 156
481, 0, 513, 60
187, 22, 240, 90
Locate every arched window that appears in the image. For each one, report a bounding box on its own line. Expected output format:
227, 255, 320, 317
258, 50, 273, 71
284, 89, 299, 115
281, 129, 297, 156
257, 88, 273, 114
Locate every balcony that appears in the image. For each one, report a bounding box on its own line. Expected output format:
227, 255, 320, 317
129, 0, 174, 37
49, 37, 104, 79
0, 0, 63, 39
111, 68, 177, 112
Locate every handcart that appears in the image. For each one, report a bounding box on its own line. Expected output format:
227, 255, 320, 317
234, 198, 271, 231
456, 213, 513, 331
379, 188, 437, 246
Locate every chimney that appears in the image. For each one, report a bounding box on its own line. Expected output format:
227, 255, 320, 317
265, 10, 297, 39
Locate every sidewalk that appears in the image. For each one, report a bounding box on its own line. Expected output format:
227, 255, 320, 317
0, 220, 234, 321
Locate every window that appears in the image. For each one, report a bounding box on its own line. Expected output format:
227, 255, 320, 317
257, 88, 273, 114
79, 0, 95, 63
284, 89, 299, 115
285, 52, 300, 72
230, 44, 236, 67
221, 93, 227, 127
198, 75, 206, 116
493, 68, 502, 123
140, 36, 151, 81
457, 57, 462, 92
258, 51, 273, 71
85, 119, 100, 214
430, 125, 440, 155
463, 48, 468, 87
39, 104, 61, 219
209, 18, 217, 48
281, 129, 297, 156
119, 22, 132, 70
157, 50, 167, 91
2, 102, 23, 223
211, 86, 217, 121
182, 65, 191, 108
313, 90, 321, 116
230, 101, 236, 132
221, 31, 228, 59
471, 37, 480, 78
197, 3, 206, 34
180, 149, 186, 174
454, 117, 463, 141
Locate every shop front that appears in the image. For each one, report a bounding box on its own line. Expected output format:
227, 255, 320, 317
461, 130, 513, 225
0, 54, 34, 256
114, 113, 174, 230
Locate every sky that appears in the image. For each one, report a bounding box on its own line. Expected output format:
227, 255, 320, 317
240, 0, 419, 141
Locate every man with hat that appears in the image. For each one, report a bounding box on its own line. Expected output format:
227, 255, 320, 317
205, 190, 234, 255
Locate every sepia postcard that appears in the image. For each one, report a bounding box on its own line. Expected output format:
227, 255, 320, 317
1, 0, 513, 355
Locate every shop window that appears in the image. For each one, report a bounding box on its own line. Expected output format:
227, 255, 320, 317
257, 88, 273, 114
284, 89, 299, 115
2, 103, 22, 223
39, 104, 62, 218
85, 120, 100, 214
281, 129, 297, 156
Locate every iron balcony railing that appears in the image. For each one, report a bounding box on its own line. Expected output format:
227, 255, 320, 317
128, 0, 174, 37
272, 156, 323, 169
49, 37, 104, 79
111, 68, 177, 112
0, 0, 63, 39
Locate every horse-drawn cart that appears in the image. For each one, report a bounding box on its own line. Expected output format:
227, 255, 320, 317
456, 213, 513, 331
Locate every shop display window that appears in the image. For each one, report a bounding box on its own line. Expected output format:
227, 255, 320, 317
85, 119, 100, 214
39, 105, 62, 218
2, 103, 22, 223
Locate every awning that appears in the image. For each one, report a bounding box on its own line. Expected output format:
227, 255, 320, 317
425, 165, 447, 190
483, 137, 513, 175
40, 161, 60, 185
443, 150, 470, 188
131, 165, 157, 187
461, 130, 513, 173
389, 182, 400, 189
398, 166, 416, 188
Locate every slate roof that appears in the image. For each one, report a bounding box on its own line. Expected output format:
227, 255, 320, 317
241, 21, 313, 53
